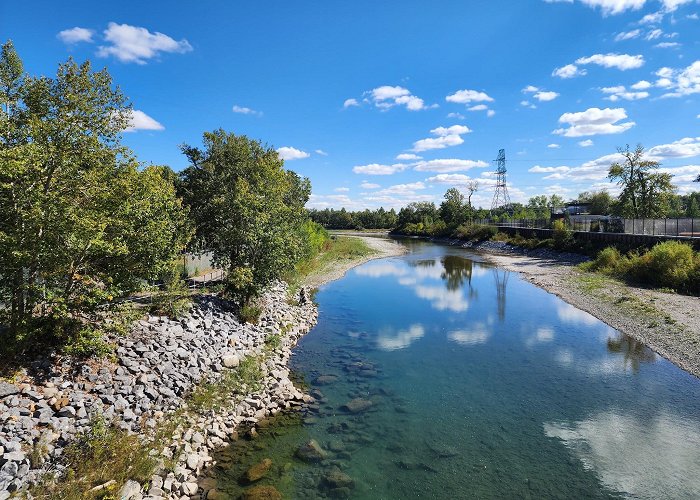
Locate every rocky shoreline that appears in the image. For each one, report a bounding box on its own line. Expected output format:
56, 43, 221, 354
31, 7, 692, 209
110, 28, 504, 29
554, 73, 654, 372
0, 282, 318, 499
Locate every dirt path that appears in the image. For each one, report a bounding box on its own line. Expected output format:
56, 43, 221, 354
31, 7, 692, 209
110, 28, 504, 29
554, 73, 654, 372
301, 235, 407, 290
482, 248, 700, 378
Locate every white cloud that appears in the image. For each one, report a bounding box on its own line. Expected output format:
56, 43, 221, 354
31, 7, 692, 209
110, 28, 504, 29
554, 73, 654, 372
334, 187, 350, 192
646, 28, 664, 40
232, 105, 262, 116
97, 22, 192, 64
654, 42, 681, 48
445, 89, 494, 104
414, 158, 488, 173
523, 85, 560, 101
315, 149, 328, 156
343, 98, 359, 108
57, 27, 94, 44
360, 181, 380, 189
600, 85, 649, 101
468, 104, 488, 111
277, 146, 310, 160
545, 0, 644, 15
447, 112, 465, 119
412, 124, 472, 152
352, 163, 408, 175
376, 182, 427, 195
521, 100, 537, 109
615, 29, 641, 41
640, 11, 665, 23
363, 85, 432, 111
124, 109, 164, 132
535, 90, 560, 101
548, 143, 561, 149
553, 107, 635, 137
396, 153, 422, 160
576, 53, 645, 70
553, 64, 587, 78
647, 136, 700, 159
631, 80, 652, 89
487, 109, 496, 117
529, 165, 572, 173
657, 61, 700, 97
425, 173, 490, 187
579, 139, 595, 147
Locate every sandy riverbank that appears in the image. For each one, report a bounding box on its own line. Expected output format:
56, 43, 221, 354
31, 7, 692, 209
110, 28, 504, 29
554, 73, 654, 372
301, 234, 408, 290
470, 242, 700, 379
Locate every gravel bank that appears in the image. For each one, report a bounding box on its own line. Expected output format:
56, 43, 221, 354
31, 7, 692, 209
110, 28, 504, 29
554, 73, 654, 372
464, 240, 700, 379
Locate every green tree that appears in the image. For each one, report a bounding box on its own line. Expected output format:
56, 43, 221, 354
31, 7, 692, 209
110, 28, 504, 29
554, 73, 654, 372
0, 42, 190, 347
608, 144, 675, 218
439, 188, 466, 227
577, 190, 612, 215
178, 129, 311, 306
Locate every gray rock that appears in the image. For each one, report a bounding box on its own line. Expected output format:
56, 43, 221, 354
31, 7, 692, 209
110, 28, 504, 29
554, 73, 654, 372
118, 479, 142, 499
0, 382, 20, 398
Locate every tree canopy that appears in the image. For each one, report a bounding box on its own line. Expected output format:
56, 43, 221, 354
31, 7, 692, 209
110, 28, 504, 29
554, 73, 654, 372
0, 40, 190, 350
178, 129, 311, 306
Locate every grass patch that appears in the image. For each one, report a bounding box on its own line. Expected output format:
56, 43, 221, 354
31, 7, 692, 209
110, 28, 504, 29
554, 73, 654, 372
286, 236, 375, 295
31, 418, 155, 500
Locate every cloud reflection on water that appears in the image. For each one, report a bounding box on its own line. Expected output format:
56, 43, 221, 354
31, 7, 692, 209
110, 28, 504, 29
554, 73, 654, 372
448, 322, 491, 346
544, 410, 700, 499
376, 324, 425, 351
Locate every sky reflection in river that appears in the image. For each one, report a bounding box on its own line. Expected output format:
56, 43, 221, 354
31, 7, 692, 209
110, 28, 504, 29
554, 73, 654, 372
215, 240, 700, 499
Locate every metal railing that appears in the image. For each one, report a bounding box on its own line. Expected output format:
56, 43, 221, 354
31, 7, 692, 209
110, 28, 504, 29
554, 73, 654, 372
470, 217, 700, 238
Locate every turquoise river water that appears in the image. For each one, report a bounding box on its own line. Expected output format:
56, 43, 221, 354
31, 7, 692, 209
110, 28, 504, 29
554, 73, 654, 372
213, 239, 700, 499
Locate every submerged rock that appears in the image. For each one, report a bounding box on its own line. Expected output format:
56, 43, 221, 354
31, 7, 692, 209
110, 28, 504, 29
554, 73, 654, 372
244, 458, 272, 483
242, 485, 283, 500
295, 439, 327, 462
314, 375, 338, 385
342, 398, 373, 413
323, 467, 355, 489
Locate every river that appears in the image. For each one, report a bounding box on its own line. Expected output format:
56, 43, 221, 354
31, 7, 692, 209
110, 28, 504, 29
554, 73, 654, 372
213, 239, 700, 499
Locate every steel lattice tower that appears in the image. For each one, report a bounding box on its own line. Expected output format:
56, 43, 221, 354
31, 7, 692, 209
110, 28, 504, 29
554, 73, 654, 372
490, 149, 513, 215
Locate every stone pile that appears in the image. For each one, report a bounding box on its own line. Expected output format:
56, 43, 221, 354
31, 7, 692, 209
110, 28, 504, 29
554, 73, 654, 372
0, 282, 318, 499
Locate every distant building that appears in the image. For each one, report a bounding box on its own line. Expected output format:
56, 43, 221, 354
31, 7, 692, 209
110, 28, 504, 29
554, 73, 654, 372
564, 201, 592, 215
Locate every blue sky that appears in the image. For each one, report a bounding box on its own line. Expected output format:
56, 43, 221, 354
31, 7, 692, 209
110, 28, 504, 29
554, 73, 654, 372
3, 0, 700, 209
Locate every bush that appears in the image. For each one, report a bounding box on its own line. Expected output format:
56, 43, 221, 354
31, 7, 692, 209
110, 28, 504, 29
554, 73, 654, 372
582, 241, 700, 294
454, 224, 497, 242
552, 219, 573, 250
633, 241, 696, 291
240, 301, 262, 324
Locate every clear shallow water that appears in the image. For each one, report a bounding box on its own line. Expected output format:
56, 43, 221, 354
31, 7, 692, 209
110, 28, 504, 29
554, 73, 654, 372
214, 240, 700, 499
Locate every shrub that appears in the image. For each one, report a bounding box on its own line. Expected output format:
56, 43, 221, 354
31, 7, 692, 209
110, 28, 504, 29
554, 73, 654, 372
585, 247, 623, 273
454, 224, 497, 242
552, 219, 573, 250
240, 301, 262, 324
633, 241, 696, 291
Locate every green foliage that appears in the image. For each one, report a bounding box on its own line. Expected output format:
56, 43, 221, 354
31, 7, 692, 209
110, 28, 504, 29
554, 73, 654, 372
609, 144, 676, 218
240, 301, 262, 324
552, 219, 573, 249
188, 355, 264, 414
178, 130, 310, 307
0, 42, 191, 353
31, 417, 155, 499
453, 224, 498, 241
149, 271, 192, 319
582, 241, 700, 294
309, 207, 398, 229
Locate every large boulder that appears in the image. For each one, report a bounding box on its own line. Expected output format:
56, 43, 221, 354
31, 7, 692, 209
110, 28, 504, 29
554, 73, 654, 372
242, 485, 282, 500
342, 398, 373, 413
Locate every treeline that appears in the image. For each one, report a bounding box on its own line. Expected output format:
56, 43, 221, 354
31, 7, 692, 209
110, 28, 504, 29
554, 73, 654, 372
0, 41, 327, 356
308, 207, 398, 229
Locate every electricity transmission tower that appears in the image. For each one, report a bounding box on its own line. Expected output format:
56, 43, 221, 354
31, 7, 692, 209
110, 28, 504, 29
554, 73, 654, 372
490, 149, 513, 215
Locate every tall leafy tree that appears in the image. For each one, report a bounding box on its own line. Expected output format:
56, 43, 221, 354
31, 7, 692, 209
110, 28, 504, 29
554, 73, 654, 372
0, 41, 190, 345
178, 129, 311, 306
439, 188, 466, 228
609, 144, 675, 218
